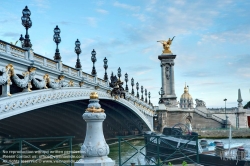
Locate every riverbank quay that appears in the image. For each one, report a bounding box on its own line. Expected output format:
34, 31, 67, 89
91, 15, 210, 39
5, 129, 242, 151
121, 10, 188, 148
193, 128, 250, 138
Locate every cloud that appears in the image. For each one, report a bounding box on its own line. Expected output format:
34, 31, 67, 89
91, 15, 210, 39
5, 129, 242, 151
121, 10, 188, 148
95, 1, 105, 6
2, 32, 19, 37
51, 21, 72, 25
0, 19, 8, 23
113, 2, 140, 11
237, 68, 250, 78
30, 0, 50, 12
126, 66, 152, 75
85, 17, 97, 27
96, 9, 108, 14
181, 71, 214, 77
132, 14, 146, 22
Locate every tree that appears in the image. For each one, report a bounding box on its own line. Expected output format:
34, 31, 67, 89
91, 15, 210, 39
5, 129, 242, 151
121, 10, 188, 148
243, 101, 250, 109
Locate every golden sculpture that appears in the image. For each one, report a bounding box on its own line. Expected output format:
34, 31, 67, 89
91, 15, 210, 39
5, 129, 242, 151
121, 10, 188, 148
157, 36, 175, 54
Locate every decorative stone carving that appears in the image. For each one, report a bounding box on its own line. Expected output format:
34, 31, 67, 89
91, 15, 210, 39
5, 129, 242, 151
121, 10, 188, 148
32, 74, 49, 89
75, 92, 115, 166
46, 75, 64, 89
109, 73, 125, 99
165, 99, 179, 107
11, 67, 36, 90
195, 99, 206, 107
165, 66, 170, 80
0, 64, 13, 86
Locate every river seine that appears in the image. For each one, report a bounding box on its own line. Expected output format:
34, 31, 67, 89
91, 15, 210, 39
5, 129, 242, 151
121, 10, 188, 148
108, 138, 250, 165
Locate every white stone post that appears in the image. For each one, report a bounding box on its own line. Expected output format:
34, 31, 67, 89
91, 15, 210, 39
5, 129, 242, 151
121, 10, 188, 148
28, 49, 34, 61
75, 92, 115, 166
1, 84, 11, 97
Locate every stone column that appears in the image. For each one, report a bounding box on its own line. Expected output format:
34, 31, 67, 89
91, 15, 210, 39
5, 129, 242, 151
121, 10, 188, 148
75, 92, 115, 166
170, 63, 175, 95
158, 54, 177, 107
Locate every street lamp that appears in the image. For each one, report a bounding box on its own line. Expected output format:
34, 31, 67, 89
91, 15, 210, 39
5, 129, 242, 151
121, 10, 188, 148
224, 98, 227, 128
117, 67, 121, 80
21, 6, 32, 49
75, 39, 82, 69
159, 87, 165, 103
125, 73, 128, 92
131, 78, 134, 95
103, 57, 108, 81
145, 89, 147, 103
136, 82, 139, 98
141, 85, 144, 101
53, 25, 61, 61
91, 49, 97, 76
148, 92, 151, 105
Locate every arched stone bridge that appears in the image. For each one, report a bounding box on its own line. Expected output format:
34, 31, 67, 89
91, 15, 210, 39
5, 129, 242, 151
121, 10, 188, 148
0, 40, 154, 141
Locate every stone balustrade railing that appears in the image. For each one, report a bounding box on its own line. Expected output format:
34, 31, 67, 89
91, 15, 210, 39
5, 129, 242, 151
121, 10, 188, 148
0, 40, 154, 114
207, 107, 238, 112
125, 92, 154, 115
195, 108, 224, 124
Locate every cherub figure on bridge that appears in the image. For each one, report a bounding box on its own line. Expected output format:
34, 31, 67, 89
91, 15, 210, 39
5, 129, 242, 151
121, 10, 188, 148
157, 36, 175, 54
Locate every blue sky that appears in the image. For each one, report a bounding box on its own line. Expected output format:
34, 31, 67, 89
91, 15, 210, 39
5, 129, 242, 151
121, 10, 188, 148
1, 0, 250, 108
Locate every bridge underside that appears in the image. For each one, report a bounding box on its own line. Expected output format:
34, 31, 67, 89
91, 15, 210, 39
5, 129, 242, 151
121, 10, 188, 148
0, 99, 150, 142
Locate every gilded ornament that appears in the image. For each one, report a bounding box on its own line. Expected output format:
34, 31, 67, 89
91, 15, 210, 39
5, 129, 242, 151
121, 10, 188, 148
68, 80, 74, 87
79, 82, 84, 87
86, 106, 104, 113
157, 36, 175, 54
90, 92, 99, 99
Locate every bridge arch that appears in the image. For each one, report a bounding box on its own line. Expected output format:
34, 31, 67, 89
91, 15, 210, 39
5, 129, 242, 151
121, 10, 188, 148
0, 87, 153, 139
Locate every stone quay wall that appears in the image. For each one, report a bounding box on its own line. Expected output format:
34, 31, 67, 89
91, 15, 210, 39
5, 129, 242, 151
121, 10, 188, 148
193, 128, 250, 138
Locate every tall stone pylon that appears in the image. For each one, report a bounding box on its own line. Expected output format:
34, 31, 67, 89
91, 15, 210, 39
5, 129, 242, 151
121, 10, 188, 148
75, 92, 115, 166
158, 37, 178, 107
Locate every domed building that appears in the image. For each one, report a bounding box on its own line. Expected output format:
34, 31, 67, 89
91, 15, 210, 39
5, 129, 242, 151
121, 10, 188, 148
180, 84, 194, 109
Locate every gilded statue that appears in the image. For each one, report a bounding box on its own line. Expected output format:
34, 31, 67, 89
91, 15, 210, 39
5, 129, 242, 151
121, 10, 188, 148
157, 36, 175, 54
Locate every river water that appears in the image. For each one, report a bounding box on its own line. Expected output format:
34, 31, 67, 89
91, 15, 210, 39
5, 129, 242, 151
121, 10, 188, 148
108, 138, 250, 165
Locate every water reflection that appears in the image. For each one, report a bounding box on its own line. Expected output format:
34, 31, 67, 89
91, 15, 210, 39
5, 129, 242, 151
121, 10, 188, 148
108, 138, 250, 165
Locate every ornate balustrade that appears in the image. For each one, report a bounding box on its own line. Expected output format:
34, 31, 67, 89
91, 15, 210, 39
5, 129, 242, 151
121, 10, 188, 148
195, 108, 224, 124
0, 40, 154, 122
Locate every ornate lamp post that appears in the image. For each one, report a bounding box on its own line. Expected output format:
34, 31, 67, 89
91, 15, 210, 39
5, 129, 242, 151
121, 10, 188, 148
117, 67, 121, 80
145, 89, 148, 103
131, 78, 134, 95
91, 49, 97, 76
141, 86, 144, 101
103, 57, 108, 81
53, 25, 61, 61
75, 39, 82, 69
21, 6, 32, 49
224, 98, 227, 128
148, 92, 151, 105
159, 87, 165, 103
125, 73, 128, 92
136, 82, 139, 98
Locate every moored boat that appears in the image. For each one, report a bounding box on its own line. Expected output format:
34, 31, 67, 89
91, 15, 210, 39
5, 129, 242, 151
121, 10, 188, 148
144, 124, 249, 166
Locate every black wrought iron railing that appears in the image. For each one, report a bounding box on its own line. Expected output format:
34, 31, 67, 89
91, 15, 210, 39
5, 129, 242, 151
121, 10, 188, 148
0, 136, 74, 166
117, 134, 199, 166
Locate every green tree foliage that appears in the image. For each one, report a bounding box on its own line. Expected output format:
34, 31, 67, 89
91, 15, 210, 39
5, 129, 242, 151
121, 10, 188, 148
243, 101, 250, 109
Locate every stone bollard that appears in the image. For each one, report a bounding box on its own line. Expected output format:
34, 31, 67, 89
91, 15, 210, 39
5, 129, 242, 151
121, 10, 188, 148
74, 92, 115, 166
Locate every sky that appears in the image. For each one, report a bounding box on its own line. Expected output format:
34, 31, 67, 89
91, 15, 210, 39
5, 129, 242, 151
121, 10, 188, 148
0, 0, 250, 108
